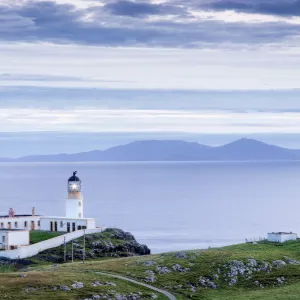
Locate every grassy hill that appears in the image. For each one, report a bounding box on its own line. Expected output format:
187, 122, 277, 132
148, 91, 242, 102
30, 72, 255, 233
57, 240, 300, 299
2, 231, 300, 299
0, 270, 166, 300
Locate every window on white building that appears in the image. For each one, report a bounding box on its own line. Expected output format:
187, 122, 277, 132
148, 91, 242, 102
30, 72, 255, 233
38, 221, 40, 227
2, 236, 5, 243
60, 221, 63, 228
24, 221, 27, 228
78, 201, 81, 206
0, 223, 3, 229
14, 222, 18, 228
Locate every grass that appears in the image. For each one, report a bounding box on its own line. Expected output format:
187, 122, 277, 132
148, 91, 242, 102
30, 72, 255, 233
6, 232, 300, 299
56, 240, 300, 299
30, 231, 64, 244
0, 270, 168, 299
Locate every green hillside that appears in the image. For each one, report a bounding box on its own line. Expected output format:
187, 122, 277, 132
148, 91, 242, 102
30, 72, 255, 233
2, 230, 300, 299
57, 240, 300, 299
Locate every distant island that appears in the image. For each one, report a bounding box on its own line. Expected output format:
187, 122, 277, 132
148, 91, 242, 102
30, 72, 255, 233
1, 138, 300, 162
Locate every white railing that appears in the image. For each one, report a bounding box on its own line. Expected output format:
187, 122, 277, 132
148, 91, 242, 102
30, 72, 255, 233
0, 228, 103, 260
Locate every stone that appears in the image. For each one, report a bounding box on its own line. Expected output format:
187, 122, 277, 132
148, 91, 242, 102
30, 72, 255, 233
199, 276, 218, 289
145, 270, 156, 283
144, 261, 157, 267
284, 257, 300, 265
60, 285, 71, 291
272, 260, 287, 268
156, 266, 171, 274
172, 264, 190, 273
174, 252, 188, 259
72, 281, 84, 289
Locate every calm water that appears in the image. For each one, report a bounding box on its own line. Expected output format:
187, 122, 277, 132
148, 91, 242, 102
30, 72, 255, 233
0, 162, 300, 253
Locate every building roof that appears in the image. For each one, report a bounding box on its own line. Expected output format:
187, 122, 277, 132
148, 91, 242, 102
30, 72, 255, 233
0, 215, 40, 218
68, 171, 80, 182
40, 216, 95, 220
269, 232, 296, 235
0, 229, 28, 232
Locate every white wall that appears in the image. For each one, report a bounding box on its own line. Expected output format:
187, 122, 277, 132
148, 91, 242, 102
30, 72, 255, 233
0, 231, 29, 250
9, 231, 30, 247
268, 233, 297, 243
66, 197, 83, 219
0, 216, 40, 231
40, 217, 95, 232
0, 228, 103, 259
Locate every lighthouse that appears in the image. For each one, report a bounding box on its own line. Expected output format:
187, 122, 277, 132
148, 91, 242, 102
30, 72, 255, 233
39, 171, 96, 232
66, 171, 83, 219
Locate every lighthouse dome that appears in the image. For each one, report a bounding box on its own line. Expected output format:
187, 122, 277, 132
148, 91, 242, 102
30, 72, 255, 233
68, 171, 80, 182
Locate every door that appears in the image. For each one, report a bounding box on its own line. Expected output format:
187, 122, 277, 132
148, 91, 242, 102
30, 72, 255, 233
54, 222, 58, 232
72, 222, 76, 232
67, 222, 70, 233
31, 221, 35, 231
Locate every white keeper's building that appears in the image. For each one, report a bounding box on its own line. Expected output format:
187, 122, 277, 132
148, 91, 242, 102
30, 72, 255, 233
0, 171, 96, 234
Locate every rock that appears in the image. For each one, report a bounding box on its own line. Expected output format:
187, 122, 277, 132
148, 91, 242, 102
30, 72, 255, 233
276, 277, 285, 285
284, 257, 300, 265
272, 260, 287, 268
24, 287, 39, 293
33, 228, 151, 263
156, 266, 171, 274
60, 285, 71, 291
247, 259, 257, 267
145, 270, 156, 283
174, 252, 188, 259
91, 281, 103, 287
172, 264, 190, 273
144, 261, 157, 267
188, 284, 197, 292
199, 276, 217, 289
72, 281, 84, 289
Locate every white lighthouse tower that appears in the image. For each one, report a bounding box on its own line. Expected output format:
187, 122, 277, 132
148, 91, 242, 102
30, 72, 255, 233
66, 171, 83, 219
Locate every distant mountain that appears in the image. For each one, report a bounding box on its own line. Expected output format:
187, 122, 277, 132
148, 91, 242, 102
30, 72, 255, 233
6, 138, 300, 162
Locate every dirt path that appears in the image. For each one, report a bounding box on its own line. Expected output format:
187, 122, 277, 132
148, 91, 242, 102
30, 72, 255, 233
96, 271, 177, 300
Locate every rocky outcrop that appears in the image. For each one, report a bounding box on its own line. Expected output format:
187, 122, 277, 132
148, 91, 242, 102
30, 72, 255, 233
33, 228, 151, 263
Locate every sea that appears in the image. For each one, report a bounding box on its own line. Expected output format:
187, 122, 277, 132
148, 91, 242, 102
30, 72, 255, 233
0, 161, 300, 254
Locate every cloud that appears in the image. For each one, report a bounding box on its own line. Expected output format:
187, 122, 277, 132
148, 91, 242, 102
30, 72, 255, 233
103, 0, 185, 18
0, 1, 299, 47
201, 0, 300, 17
1, 107, 300, 134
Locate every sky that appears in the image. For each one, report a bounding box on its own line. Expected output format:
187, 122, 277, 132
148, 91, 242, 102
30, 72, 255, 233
1, 0, 300, 156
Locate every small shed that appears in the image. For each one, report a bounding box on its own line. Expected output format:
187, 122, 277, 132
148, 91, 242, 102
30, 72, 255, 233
0, 229, 30, 250
267, 232, 297, 243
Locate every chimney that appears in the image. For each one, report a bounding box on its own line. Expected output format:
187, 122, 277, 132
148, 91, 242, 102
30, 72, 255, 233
32, 207, 36, 216
9, 208, 15, 218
